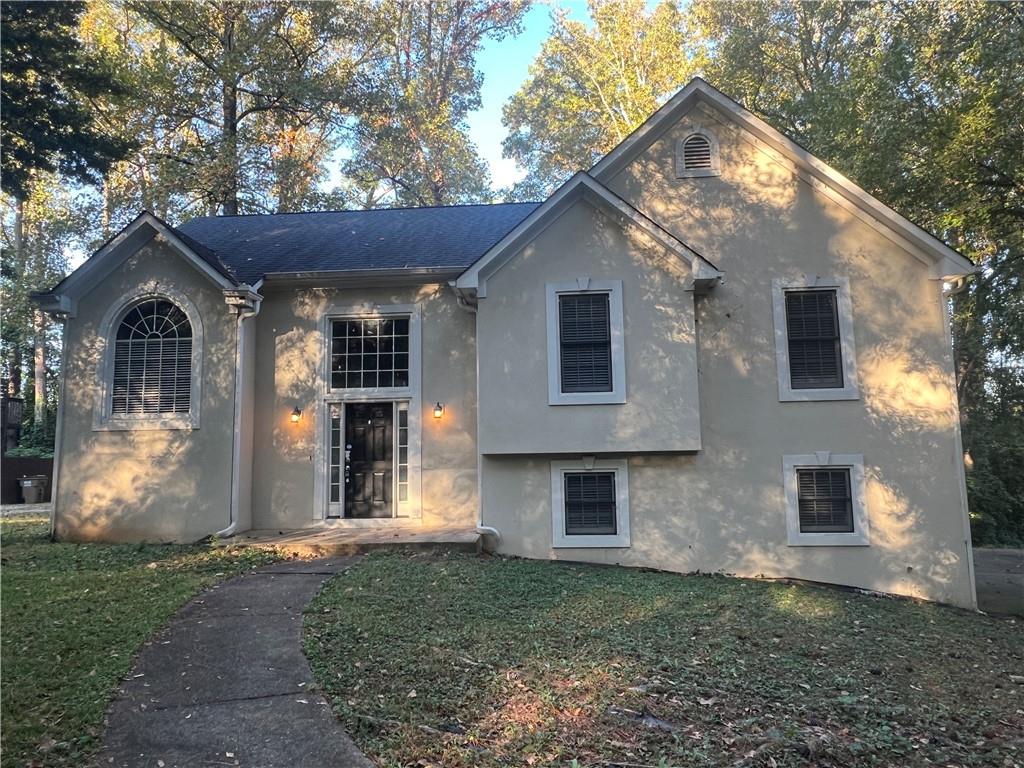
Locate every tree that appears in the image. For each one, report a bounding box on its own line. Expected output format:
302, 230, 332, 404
1, 1, 133, 200
341, 0, 529, 208
502, 0, 697, 197
1, 179, 93, 430
125, 0, 370, 215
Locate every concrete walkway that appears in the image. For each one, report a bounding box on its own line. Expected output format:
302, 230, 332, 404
100, 559, 372, 768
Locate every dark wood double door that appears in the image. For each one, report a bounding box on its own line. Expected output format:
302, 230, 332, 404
344, 402, 393, 518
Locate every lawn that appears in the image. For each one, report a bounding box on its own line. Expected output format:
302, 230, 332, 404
305, 552, 1023, 768
0, 516, 280, 768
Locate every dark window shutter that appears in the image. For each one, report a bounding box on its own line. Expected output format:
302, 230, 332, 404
564, 472, 617, 535
797, 468, 854, 533
785, 290, 843, 389
682, 135, 713, 169
559, 293, 612, 393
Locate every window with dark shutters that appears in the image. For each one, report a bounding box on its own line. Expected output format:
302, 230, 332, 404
559, 293, 612, 393
796, 468, 854, 533
111, 299, 192, 416
785, 289, 843, 389
564, 472, 617, 535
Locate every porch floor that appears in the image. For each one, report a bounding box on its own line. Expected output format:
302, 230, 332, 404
223, 525, 481, 558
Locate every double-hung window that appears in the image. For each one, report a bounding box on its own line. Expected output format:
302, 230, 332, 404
551, 459, 630, 547
783, 454, 869, 546
772, 277, 859, 401
546, 281, 625, 405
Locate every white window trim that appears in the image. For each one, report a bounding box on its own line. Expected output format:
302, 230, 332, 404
783, 452, 869, 546
546, 280, 626, 406
551, 458, 630, 548
675, 127, 721, 178
313, 303, 422, 522
93, 286, 203, 431
771, 276, 860, 402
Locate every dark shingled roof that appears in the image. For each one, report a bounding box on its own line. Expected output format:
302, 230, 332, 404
175, 202, 540, 285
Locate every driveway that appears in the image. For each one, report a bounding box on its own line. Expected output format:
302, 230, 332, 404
974, 548, 1024, 616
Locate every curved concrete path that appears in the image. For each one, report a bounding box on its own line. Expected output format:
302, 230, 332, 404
100, 559, 372, 767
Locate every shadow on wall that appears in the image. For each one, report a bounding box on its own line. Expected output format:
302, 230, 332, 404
497, 130, 971, 604
59, 258, 238, 542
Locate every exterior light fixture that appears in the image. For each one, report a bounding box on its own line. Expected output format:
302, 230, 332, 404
433, 402, 444, 419
290, 406, 302, 423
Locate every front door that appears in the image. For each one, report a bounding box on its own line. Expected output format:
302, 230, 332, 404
344, 402, 394, 518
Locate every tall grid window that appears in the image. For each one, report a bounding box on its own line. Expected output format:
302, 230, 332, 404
796, 468, 854, 533
397, 403, 409, 502
559, 293, 612, 393
331, 317, 409, 389
564, 472, 617, 535
785, 290, 843, 389
329, 405, 342, 505
111, 299, 192, 416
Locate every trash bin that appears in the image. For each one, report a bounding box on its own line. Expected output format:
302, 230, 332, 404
18, 475, 48, 504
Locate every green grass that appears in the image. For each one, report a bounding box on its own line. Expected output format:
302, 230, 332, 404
0, 516, 280, 768
305, 552, 1023, 768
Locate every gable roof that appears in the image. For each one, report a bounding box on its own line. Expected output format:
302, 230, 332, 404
34, 211, 239, 316
175, 203, 540, 284
590, 77, 975, 280
456, 173, 723, 297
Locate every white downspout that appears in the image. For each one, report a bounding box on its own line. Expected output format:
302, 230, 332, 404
449, 282, 501, 547
217, 287, 262, 538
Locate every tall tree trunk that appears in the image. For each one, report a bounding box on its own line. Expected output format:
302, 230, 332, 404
10, 198, 25, 398
220, 3, 240, 215
33, 310, 46, 426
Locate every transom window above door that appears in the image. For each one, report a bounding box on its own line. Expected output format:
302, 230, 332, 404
331, 317, 410, 389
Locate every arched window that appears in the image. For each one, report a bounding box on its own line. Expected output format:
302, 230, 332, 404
111, 298, 193, 416
676, 130, 720, 178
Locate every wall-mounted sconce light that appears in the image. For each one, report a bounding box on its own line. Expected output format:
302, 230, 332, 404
290, 406, 303, 424
433, 402, 444, 419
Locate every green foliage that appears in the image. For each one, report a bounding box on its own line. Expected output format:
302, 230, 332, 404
306, 553, 1024, 767
0, 517, 280, 768
342, 1, 529, 208
502, 0, 697, 197
0, 1, 133, 199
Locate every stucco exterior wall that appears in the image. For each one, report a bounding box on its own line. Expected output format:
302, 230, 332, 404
250, 283, 477, 530
54, 240, 236, 542
479, 104, 975, 608
477, 200, 702, 454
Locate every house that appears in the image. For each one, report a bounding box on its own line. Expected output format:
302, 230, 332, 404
35, 79, 978, 608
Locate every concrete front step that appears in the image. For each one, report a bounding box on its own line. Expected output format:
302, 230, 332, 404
224, 525, 481, 558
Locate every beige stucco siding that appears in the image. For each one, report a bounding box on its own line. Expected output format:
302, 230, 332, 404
54, 240, 236, 542
477, 200, 702, 454
250, 283, 477, 530
479, 104, 974, 608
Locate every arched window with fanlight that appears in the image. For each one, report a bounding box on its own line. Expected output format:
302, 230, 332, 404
108, 297, 195, 419
676, 129, 721, 178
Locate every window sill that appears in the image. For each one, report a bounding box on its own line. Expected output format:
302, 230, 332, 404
548, 392, 626, 406
779, 386, 860, 402
553, 533, 631, 548
787, 532, 870, 547
93, 416, 199, 432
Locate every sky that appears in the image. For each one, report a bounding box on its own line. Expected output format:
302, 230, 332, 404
465, 1, 592, 189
